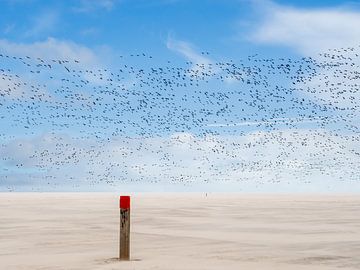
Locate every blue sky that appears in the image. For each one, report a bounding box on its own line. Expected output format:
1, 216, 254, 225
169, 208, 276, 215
0, 0, 320, 60
1, 0, 359, 66
1, 0, 360, 192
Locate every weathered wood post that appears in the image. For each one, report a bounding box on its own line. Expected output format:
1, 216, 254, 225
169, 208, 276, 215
119, 195, 130, 260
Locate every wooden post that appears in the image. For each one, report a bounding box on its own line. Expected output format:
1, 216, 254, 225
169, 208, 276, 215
119, 195, 130, 260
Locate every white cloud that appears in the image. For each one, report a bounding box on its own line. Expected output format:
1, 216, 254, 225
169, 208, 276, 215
0, 70, 51, 100
247, 1, 360, 113
0, 38, 100, 68
1, 129, 359, 191
250, 2, 360, 55
0, 37, 113, 83
0, 37, 117, 103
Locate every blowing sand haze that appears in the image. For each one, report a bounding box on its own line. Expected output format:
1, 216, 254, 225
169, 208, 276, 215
1, 193, 360, 270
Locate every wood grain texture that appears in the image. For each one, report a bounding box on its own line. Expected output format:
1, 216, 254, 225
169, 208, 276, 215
120, 208, 130, 260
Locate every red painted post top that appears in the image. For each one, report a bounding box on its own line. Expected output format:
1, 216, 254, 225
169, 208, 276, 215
120, 196, 130, 209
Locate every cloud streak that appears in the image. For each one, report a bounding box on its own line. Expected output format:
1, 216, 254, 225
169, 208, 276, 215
166, 37, 212, 64
72, 0, 119, 13
0, 38, 101, 68
24, 10, 59, 38
206, 117, 326, 128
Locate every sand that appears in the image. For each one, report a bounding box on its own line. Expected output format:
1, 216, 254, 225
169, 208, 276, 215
1, 193, 360, 270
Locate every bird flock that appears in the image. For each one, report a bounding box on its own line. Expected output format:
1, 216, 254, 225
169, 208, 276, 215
1, 46, 360, 190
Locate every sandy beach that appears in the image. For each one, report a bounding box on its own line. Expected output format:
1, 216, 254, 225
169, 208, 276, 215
1, 193, 360, 270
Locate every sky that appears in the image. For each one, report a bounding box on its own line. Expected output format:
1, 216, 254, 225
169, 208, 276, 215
1, 0, 360, 192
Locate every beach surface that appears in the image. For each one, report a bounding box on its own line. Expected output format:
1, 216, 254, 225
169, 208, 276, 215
1, 193, 360, 270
